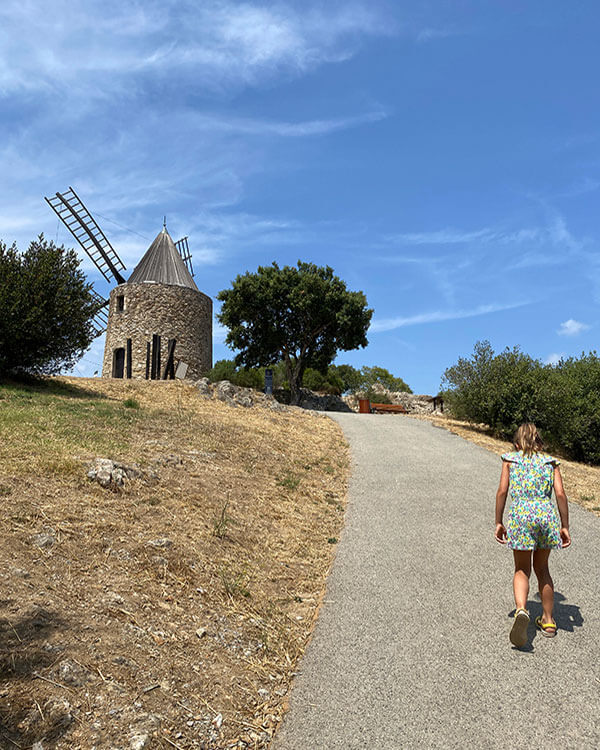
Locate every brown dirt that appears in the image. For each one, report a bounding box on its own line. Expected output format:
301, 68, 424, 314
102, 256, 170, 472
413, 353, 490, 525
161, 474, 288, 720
0, 377, 349, 749
408, 412, 600, 518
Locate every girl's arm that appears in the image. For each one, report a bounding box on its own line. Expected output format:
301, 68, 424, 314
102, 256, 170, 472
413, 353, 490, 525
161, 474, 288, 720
554, 465, 571, 547
494, 460, 510, 544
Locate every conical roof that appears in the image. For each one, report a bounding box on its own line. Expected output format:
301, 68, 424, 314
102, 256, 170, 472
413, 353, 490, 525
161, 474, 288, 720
127, 228, 198, 290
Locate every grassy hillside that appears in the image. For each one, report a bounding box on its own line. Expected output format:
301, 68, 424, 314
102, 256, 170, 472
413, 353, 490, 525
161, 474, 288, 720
0, 377, 349, 749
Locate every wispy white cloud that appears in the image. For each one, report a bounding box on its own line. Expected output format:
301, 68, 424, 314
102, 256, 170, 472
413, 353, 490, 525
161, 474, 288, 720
557, 318, 590, 336
386, 227, 494, 245
545, 353, 564, 366
193, 110, 388, 137
213, 321, 228, 345
558, 177, 600, 198
0, 1, 391, 96
370, 301, 527, 333
416, 28, 457, 43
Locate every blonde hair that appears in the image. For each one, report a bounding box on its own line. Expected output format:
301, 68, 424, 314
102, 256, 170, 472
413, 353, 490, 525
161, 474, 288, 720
513, 423, 543, 456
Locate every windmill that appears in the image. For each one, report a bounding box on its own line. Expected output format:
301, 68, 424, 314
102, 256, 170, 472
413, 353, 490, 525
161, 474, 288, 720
45, 187, 212, 380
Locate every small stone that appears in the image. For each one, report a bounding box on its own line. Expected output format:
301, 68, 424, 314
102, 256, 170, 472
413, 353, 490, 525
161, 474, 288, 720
32, 531, 56, 548
129, 733, 150, 750
212, 713, 223, 729
195, 377, 212, 396
32, 743, 44, 750
195, 627, 207, 638
146, 538, 173, 548
105, 591, 124, 605
55, 659, 92, 687
12, 567, 30, 578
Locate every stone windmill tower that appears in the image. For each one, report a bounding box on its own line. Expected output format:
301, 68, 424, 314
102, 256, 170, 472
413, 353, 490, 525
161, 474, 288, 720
46, 188, 212, 380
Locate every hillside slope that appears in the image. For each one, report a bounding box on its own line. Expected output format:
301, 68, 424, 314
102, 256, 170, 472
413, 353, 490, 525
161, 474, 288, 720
0, 377, 349, 749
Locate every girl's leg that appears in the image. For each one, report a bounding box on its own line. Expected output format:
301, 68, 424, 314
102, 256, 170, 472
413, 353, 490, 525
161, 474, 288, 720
533, 548, 555, 626
513, 550, 532, 610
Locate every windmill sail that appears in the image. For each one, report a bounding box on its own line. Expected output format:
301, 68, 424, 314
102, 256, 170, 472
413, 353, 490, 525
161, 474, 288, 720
46, 187, 126, 284
90, 290, 109, 336
175, 236, 194, 278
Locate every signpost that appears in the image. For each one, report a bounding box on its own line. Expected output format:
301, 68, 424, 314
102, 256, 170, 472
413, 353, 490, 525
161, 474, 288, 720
264, 368, 273, 395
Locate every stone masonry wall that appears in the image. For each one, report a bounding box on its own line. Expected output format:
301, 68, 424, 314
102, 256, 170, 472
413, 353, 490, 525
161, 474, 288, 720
102, 282, 212, 380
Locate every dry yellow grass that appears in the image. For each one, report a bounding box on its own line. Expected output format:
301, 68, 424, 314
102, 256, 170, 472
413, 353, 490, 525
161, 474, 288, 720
409, 412, 600, 517
0, 377, 349, 748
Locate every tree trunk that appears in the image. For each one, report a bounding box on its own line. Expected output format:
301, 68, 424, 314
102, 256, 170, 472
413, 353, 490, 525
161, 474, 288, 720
285, 356, 302, 405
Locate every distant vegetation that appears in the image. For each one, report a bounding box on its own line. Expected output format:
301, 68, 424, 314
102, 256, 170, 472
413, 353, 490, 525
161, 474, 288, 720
0, 235, 99, 376
442, 340, 600, 464
207, 359, 412, 398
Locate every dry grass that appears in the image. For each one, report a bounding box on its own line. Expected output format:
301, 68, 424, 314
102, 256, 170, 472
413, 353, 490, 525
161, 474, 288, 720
409, 412, 600, 517
0, 377, 349, 748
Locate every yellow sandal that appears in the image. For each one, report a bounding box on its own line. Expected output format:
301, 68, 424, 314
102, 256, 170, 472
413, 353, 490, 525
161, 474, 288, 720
535, 616, 557, 638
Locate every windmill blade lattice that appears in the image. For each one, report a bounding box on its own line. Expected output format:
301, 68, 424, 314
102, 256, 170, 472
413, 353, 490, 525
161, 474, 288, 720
90, 290, 109, 336
175, 236, 194, 278
46, 187, 126, 284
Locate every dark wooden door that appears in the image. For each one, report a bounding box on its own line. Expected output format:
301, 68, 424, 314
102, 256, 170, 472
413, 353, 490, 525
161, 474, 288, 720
112, 348, 125, 378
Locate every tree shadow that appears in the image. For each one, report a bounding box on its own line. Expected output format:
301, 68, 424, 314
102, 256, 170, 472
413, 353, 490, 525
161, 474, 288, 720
0, 604, 74, 748
508, 591, 583, 651
0, 375, 108, 401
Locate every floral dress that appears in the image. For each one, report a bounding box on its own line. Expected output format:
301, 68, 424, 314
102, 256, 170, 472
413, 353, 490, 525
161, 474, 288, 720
502, 451, 562, 550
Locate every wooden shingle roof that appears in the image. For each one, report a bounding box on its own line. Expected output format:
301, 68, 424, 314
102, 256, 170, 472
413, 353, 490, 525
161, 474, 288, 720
128, 228, 198, 290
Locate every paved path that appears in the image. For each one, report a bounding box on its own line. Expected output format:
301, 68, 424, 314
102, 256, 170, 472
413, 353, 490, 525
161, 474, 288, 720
274, 414, 600, 749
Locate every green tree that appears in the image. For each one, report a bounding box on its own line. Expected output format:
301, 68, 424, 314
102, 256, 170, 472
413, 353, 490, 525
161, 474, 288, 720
328, 363, 363, 393
360, 365, 412, 394
217, 261, 373, 404
0, 235, 99, 376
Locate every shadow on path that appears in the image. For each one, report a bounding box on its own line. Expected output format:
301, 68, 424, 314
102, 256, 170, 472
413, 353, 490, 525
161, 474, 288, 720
508, 591, 583, 651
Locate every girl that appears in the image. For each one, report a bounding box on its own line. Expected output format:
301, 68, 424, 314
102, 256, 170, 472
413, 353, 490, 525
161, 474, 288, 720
494, 423, 571, 648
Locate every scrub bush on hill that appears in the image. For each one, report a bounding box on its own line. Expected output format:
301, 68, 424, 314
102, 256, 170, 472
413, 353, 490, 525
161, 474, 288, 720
359, 366, 412, 395
441, 341, 546, 429
545, 354, 600, 464
442, 341, 600, 464
208, 360, 411, 398
0, 236, 99, 376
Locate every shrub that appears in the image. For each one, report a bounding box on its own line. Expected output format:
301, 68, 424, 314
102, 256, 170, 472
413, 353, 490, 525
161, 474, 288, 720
356, 387, 393, 404
0, 235, 99, 375
360, 366, 412, 394
442, 341, 600, 464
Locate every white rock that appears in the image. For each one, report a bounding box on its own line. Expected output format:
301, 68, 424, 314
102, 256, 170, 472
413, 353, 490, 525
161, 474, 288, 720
129, 733, 150, 750
212, 712, 223, 729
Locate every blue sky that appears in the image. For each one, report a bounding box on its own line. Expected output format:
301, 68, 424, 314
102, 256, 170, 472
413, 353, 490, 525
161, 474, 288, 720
2, 1, 599, 394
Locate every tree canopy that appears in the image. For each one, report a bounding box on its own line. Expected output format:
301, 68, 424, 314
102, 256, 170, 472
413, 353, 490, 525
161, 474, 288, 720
0, 235, 99, 376
217, 261, 373, 403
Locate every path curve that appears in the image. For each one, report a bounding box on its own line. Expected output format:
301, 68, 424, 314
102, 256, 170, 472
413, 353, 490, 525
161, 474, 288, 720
274, 414, 600, 749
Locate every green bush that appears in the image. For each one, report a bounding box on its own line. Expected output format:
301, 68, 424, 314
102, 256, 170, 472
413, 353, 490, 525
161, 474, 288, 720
328, 364, 363, 393
356, 387, 393, 404
303, 367, 344, 394
360, 366, 412, 394
207, 358, 411, 399
442, 341, 600, 464
207, 359, 287, 391
0, 236, 99, 375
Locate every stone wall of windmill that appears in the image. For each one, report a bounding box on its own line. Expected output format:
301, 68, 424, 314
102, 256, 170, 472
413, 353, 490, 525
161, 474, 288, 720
101, 282, 212, 380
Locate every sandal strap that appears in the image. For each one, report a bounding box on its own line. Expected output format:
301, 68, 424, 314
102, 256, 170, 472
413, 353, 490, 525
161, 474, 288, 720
536, 617, 556, 630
